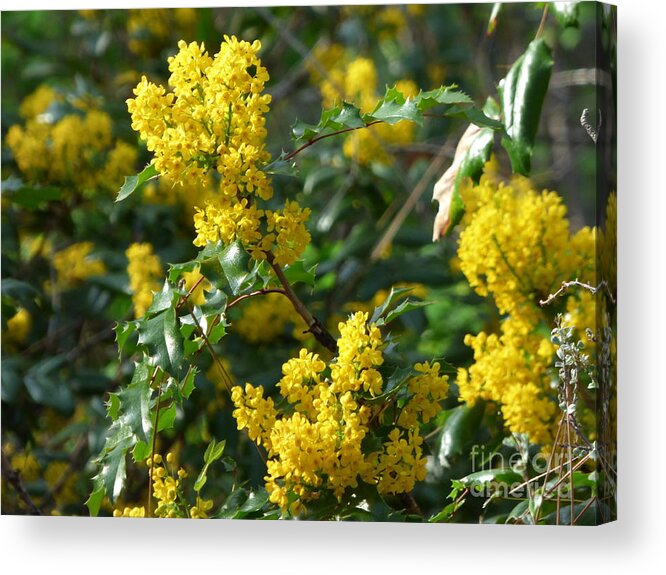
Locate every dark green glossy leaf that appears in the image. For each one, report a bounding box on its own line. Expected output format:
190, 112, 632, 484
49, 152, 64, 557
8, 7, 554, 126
218, 241, 251, 295
137, 308, 184, 377
145, 280, 179, 316
499, 38, 553, 175
437, 402, 485, 467
114, 321, 138, 358
116, 163, 159, 202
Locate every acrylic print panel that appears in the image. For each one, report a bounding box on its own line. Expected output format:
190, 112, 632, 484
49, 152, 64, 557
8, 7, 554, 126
1, 2, 616, 525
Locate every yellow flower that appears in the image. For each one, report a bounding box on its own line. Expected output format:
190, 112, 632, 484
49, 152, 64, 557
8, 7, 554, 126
53, 242, 107, 289
232, 312, 437, 512
126, 242, 163, 318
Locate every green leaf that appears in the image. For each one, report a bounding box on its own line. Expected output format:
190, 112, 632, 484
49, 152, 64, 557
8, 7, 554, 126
89, 361, 153, 503
195, 439, 227, 492
137, 308, 184, 377
282, 260, 317, 287
414, 85, 474, 111
459, 468, 523, 488
0, 357, 24, 403
499, 38, 553, 175
376, 298, 430, 327
132, 440, 151, 462
114, 321, 138, 358
204, 438, 226, 464
552, 2, 580, 28
367, 86, 421, 125
180, 367, 197, 399
116, 163, 159, 203
1, 278, 40, 303
207, 321, 227, 345
156, 402, 177, 432
218, 241, 251, 295
429, 497, 466, 523
85, 485, 105, 517
5, 185, 62, 209
167, 260, 199, 283
145, 280, 179, 316
24, 355, 74, 411
369, 286, 415, 325
292, 101, 366, 141
437, 402, 485, 467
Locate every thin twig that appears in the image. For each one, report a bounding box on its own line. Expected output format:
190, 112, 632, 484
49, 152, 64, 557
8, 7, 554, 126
284, 121, 383, 163
226, 288, 287, 310
1, 450, 42, 515
370, 143, 451, 261
539, 279, 615, 307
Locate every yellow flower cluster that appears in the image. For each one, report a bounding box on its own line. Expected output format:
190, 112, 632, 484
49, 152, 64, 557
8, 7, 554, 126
53, 242, 107, 289
113, 452, 207, 519
129, 37, 311, 266
310, 46, 418, 165
127, 36, 271, 190
234, 292, 308, 344
126, 243, 163, 318
232, 312, 449, 514
6, 85, 137, 197
456, 168, 596, 444
458, 172, 595, 326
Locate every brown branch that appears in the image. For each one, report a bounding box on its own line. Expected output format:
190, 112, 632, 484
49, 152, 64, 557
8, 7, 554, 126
1, 450, 42, 515
226, 288, 287, 310
176, 275, 206, 312
539, 279, 615, 307
266, 252, 337, 352
284, 121, 382, 163
398, 492, 423, 517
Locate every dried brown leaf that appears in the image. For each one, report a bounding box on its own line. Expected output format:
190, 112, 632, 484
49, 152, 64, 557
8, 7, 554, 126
432, 124, 482, 241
